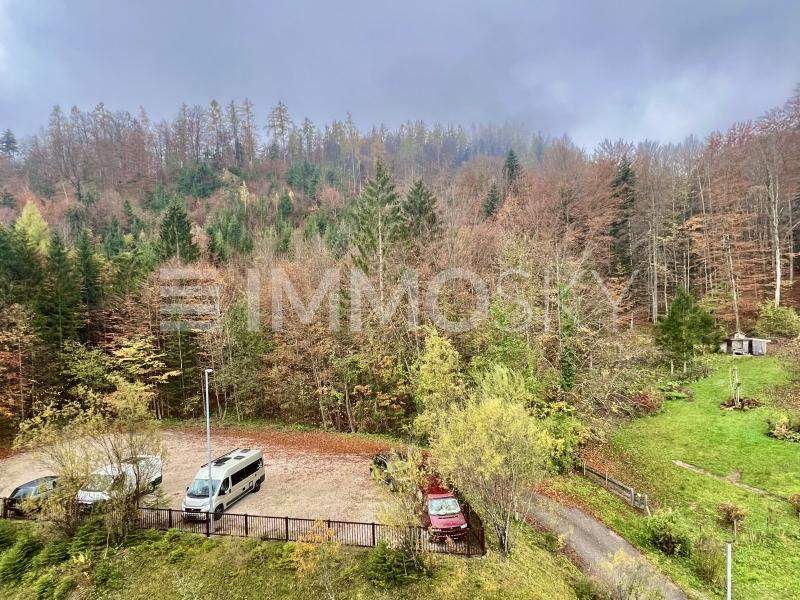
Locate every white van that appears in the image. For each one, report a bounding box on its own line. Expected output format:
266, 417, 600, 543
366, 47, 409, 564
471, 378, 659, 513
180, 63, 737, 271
181, 448, 264, 519
77, 455, 163, 507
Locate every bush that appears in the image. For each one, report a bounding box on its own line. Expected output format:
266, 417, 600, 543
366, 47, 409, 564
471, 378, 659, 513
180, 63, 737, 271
176, 163, 221, 198
69, 518, 107, 557
645, 509, 692, 557
364, 541, 425, 587
53, 576, 77, 600
788, 494, 800, 516
769, 413, 800, 442
545, 414, 586, 473
0, 519, 18, 550
753, 302, 800, 338
33, 570, 57, 600
692, 536, 725, 585
94, 560, 123, 589
0, 533, 43, 581
33, 539, 70, 568
717, 502, 747, 530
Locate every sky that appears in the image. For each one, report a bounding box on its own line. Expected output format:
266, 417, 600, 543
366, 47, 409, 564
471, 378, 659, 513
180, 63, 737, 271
0, 0, 798, 149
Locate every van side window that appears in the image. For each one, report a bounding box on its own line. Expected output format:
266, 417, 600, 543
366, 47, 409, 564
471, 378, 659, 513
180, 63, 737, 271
231, 469, 246, 485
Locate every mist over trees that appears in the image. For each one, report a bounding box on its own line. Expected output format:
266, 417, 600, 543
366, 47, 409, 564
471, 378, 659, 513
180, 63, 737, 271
0, 88, 799, 431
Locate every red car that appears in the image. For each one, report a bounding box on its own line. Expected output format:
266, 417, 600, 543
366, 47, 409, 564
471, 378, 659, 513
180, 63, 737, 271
422, 482, 469, 542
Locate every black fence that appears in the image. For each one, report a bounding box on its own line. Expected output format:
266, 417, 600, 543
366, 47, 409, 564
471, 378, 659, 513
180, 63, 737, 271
1, 498, 485, 557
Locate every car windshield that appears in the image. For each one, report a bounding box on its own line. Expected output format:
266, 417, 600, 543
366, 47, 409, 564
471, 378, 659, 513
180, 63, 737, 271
428, 497, 461, 516
11, 486, 34, 499
187, 478, 220, 498
83, 474, 114, 493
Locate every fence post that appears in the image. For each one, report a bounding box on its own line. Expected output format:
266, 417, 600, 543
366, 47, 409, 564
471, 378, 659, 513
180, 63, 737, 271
644, 494, 650, 517
205, 512, 210, 537
245, 513, 249, 537
605, 470, 609, 488
466, 529, 471, 556
1, 498, 6, 519
284, 516, 289, 541
582, 462, 586, 476
630, 488, 635, 504
371, 522, 376, 547
168, 508, 173, 529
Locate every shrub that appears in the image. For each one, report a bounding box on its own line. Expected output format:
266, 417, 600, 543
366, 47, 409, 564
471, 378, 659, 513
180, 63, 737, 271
644, 509, 692, 557
33, 570, 57, 600
769, 413, 800, 442
0, 533, 43, 581
53, 576, 77, 600
788, 494, 800, 516
753, 302, 800, 338
33, 539, 70, 568
717, 502, 747, 530
69, 518, 107, 557
364, 541, 425, 587
545, 413, 586, 473
692, 536, 725, 585
0, 519, 18, 550
94, 560, 123, 589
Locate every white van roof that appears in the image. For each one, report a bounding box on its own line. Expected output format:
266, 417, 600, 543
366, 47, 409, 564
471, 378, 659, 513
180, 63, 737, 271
198, 448, 262, 478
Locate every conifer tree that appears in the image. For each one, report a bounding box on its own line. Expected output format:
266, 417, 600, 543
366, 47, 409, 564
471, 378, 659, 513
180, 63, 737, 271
76, 230, 101, 306
0, 226, 42, 304
655, 289, 720, 370
610, 157, 636, 277
35, 233, 82, 346
158, 200, 199, 262
14, 202, 50, 255
0, 129, 18, 158
401, 179, 439, 240
103, 217, 125, 258
350, 162, 403, 302
482, 182, 502, 219
503, 149, 521, 191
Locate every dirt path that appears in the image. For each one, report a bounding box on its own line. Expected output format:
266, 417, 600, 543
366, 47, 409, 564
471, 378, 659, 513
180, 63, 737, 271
525, 495, 687, 600
0, 427, 389, 523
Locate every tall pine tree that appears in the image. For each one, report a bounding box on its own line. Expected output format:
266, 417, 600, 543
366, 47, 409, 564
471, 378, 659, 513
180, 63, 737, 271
35, 233, 82, 347
350, 162, 403, 303
0, 129, 18, 158
158, 200, 199, 262
401, 179, 439, 240
103, 216, 125, 258
76, 229, 101, 307
655, 289, 720, 370
482, 182, 502, 219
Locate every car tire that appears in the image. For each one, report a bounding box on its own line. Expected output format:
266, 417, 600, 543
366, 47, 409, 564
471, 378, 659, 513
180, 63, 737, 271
253, 481, 261, 493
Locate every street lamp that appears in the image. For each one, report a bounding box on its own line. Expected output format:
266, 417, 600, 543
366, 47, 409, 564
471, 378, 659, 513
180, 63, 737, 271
203, 368, 214, 531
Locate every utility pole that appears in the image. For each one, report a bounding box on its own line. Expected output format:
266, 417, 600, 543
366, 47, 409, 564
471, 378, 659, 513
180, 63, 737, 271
204, 368, 214, 532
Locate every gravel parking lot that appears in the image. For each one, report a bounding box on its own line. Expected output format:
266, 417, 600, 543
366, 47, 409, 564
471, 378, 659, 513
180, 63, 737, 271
0, 427, 390, 523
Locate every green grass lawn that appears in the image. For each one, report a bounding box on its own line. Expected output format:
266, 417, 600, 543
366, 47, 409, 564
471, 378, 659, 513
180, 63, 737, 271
551, 355, 800, 599
0, 521, 584, 600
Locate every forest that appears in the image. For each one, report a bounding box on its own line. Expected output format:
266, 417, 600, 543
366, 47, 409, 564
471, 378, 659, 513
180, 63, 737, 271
0, 88, 799, 438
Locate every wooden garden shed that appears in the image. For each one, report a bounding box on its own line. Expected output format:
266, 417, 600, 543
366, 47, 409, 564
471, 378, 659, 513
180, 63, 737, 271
719, 332, 770, 356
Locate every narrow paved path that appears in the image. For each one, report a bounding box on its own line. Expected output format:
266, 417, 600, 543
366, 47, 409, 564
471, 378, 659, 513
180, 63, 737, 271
525, 495, 687, 600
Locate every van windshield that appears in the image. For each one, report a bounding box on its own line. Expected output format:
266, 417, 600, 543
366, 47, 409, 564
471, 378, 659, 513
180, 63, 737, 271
187, 478, 220, 498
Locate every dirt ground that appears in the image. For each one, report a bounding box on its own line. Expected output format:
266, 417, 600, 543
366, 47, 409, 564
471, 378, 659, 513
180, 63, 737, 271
0, 427, 391, 523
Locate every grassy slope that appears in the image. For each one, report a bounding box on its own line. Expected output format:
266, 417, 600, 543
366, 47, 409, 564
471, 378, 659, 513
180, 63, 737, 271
550, 356, 800, 600
0, 525, 583, 600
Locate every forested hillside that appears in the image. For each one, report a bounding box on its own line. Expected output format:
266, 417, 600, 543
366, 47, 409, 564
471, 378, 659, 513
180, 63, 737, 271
0, 89, 799, 433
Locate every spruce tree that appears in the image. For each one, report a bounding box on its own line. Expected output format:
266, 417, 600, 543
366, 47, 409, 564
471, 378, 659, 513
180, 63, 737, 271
503, 149, 521, 190
0, 226, 42, 304
76, 230, 101, 306
0, 129, 18, 158
655, 289, 720, 369
350, 162, 403, 302
158, 200, 199, 262
14, 202, 50, 255
103, 216, 124, 258
35, 233, 81, 347
401, 179, 439, 240
482, 182, 502, 219
610, 157, 636, 277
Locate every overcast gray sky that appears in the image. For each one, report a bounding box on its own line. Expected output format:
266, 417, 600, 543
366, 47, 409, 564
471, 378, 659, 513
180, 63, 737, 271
0, 0, 798, 148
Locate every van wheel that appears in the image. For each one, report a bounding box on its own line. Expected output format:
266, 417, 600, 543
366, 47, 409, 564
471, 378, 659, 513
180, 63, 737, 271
253, 481, 261, 493
214, 506, 224, 517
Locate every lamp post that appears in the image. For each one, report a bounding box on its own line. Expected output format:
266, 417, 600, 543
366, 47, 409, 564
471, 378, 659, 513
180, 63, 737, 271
204, 368, 214, 531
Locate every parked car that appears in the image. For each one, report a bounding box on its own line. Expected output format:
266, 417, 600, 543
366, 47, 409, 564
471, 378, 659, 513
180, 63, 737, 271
422, 480, 469, 542
6, 476, 58, 515
77, 455, 163, 508
182, 448, 264, 520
